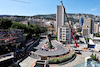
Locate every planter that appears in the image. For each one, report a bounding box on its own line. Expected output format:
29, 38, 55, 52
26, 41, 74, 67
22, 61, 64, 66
48, 52, 75, 64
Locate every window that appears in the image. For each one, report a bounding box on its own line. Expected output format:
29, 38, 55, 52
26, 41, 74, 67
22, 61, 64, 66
66, 29, 69, 30
66, 31, 69, 33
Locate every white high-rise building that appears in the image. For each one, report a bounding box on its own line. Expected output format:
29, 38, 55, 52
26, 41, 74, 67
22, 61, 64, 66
56, 5, 65, 32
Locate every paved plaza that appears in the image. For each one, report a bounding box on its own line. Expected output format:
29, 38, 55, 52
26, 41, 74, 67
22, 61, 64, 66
19, 55, 40, 67
50, 51, 100, 67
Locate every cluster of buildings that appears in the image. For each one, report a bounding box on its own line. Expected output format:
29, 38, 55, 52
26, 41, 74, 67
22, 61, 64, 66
78, 16, 100, 51
69, 13, 100, 21
81, 18, 94, 37
55, 5, 100, 49
29, 18, 46, 27
79, 17, 100, 36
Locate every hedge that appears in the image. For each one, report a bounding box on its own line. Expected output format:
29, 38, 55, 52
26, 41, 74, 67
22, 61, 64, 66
48, 52, 75, 64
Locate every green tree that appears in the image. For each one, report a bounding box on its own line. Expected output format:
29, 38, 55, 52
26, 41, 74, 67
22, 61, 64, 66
11, 22, 28, 33
33, 24, 40, 35
28, 21, 30, 25
0, 18, 12, 29
26, 33, 32, 40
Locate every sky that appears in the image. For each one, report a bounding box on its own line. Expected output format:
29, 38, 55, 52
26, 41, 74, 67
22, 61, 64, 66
0, 0, 100, 16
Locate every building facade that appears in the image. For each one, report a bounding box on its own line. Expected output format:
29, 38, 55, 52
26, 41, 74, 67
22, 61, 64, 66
57, 26, 71, 44
82, 28, 90, 37
31, 21, 45, 27
83, 18, 94, 34
56, 5, 65, 32
56, 5, 72, 44
94, 24, 99, 33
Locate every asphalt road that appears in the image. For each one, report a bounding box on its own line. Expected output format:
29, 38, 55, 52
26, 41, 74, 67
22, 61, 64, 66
33, 38, 69, 56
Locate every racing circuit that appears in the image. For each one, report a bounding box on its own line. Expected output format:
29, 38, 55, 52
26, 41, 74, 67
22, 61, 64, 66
32, 36, 69, 57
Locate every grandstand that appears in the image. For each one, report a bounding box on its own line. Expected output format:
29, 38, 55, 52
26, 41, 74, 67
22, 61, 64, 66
0, 29, 25, 45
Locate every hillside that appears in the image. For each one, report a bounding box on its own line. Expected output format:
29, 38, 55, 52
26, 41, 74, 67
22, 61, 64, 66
34, 13, 100, 22
0, 13, 100, 22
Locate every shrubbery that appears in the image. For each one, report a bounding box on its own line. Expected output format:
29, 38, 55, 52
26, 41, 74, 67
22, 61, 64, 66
85, 38, 89, 42
90, 55, 97, 61
48, 52, 75, 64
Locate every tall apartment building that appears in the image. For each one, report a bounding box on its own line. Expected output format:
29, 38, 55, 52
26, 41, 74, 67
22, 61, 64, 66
56, 5, 71, 44
94, 24, 99, 33
56, 5, 65, 32
58, 26, 71, 44
94, 22, 100, 34
83, 18, 94, 34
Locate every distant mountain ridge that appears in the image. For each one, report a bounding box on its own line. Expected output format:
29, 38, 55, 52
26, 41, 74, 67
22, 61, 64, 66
0, 13, 100, 22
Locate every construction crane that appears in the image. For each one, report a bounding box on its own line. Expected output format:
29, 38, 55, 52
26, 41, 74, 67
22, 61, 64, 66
60, 1, 79, 47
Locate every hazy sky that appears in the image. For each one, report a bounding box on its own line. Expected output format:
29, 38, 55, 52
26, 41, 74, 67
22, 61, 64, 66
0, 0, 100, 16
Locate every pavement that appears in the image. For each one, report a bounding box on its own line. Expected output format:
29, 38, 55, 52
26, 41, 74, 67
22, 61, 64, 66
19, 55, 40, 67
33, 38, 69, 56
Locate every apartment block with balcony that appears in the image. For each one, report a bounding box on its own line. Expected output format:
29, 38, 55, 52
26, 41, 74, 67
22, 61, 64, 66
57, 26, 71, 44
